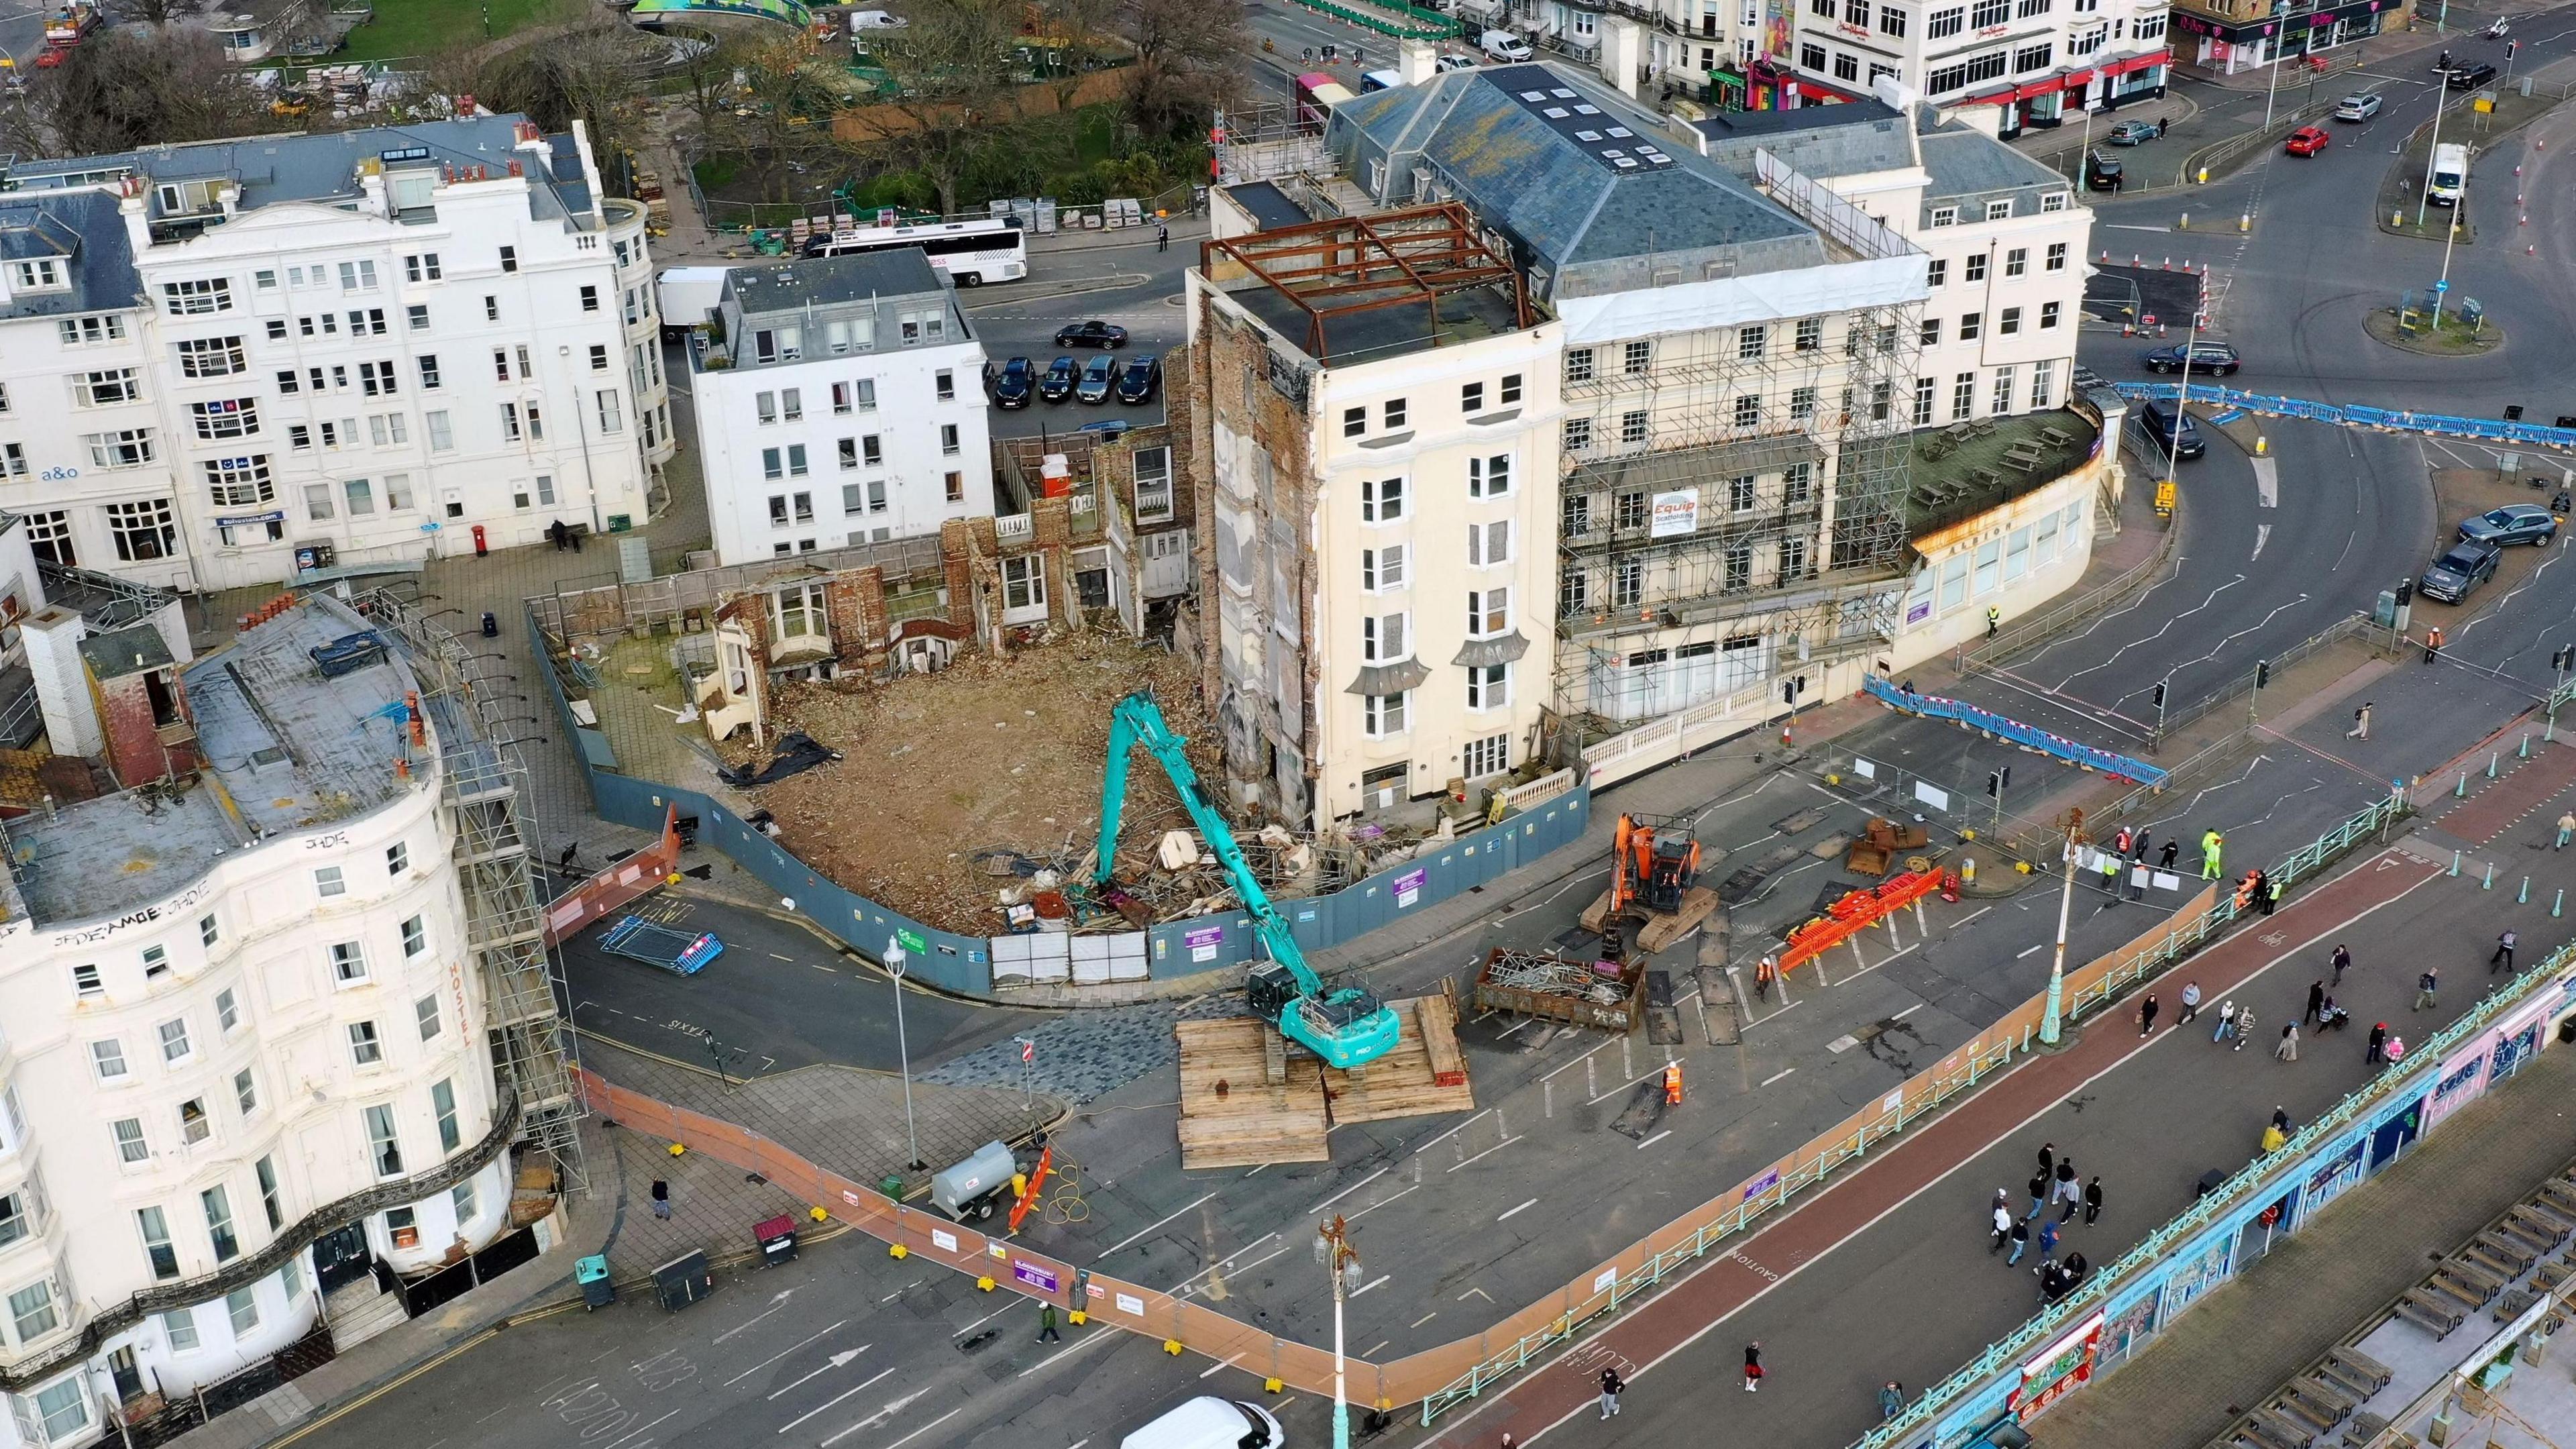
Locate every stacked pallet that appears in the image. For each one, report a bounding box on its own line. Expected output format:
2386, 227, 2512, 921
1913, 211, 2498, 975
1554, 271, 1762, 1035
1324, 994, 1476, 1126
1175, 1018, 1328, 1170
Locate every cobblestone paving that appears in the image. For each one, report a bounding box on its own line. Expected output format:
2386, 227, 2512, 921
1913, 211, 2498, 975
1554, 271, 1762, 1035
920, 990, 1248, 1103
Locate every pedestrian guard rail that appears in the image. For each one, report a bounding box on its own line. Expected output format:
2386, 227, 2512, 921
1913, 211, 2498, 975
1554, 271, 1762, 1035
1864, 674, 2169, 787
1858, 892, 2575, 1449
2115, 382, 2576, 451
1958, 508, 2181, 678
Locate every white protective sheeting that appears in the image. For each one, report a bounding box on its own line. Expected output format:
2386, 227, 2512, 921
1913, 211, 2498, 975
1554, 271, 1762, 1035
1554, 255, 1928, 347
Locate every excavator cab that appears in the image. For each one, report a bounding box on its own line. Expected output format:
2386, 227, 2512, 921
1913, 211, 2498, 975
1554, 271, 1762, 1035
1642, 830, 1701, 915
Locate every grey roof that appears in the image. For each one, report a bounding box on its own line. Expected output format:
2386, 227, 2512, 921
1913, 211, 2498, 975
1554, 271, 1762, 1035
1918, 123, 2071, 205
77, 624, 174, 683
1694, 99, 1920, 184
1326, 61, 1826, 298
722, 249, 947, 315
1224, 180, 1311, 232
0, 189, 140, 321
3, 115, 597, 229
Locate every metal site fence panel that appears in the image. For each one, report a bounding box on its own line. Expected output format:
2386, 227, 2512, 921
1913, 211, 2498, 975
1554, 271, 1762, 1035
2115, 382, 2576, 452
1858, 924, 2576, 1449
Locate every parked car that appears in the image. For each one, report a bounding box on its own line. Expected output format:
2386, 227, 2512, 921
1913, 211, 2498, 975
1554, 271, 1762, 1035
2134, 398, 2206, 461
2084, 150, 2124, 191
2284, 125, 2331, 156
2458, 504, 2561, 547
2104, 119, 2161, 145
2139, 341, 2241, 376
1077, 354, 1117, 403
1053, 319, 1128, 349
1037, 356, 1078, 402
1436, 52, 1481, 70
2332, 92, 2383, 121
2418, 539, 2502, 603
989, 356, 1034, 409
1116, 353, 1162, 405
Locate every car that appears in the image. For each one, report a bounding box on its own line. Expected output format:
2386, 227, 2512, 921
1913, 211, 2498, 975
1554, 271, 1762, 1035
1116, 353, 1161, 405
2134, 399, 2206, 461
34, 47, 62, 67
2084, 150, 2124, 191
1076, 354, 1117, 403
2442, 61, 2498, 89
2332, 92, 2383, 121
1037, 356, 1078, 403
1479, 28, 1533, 61
1436, 52, 1481, 71
988, 356, 1034, 409
2284, 125, 2330, 156
1077, 418, 1133, 439
2458, 504, 2561, 547
1120, 1396, 1285, 1449
2139, 341, 2240, 376
2418, 539, 2502, 603
2104, 119, 2161, 145
1053, 319, 1128, 349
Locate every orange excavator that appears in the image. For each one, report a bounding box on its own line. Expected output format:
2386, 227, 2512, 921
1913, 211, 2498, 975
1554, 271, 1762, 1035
1578, 812, 1719, 957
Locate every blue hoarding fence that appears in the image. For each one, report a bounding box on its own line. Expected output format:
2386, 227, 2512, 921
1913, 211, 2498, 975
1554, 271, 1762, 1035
1864, 674, 2168, 786
2113, 382, 2576, 452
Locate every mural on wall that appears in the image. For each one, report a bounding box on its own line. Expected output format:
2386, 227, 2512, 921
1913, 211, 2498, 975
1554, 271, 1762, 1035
2096, 1289, 2161, 1374
2296, 1138, 2368, 1226
1763, 0, 1790, 56
2159, 1231, 2233, 1320
2422, 1042, 2493, 1132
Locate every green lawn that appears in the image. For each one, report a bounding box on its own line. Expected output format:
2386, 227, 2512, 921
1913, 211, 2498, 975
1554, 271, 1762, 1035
332, 0, 559, 64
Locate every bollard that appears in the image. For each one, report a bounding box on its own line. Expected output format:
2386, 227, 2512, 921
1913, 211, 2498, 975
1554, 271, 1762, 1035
2239, 213, 2250, 232
2180, 212, 2191, 229
2485, 863, 2496, 890
2255, 436, 2267, 455
2557, 889, 2565, 919
2452, 849, 2463, 877
2197, 166, 2209, 183
2490, 751, 2502, 779
2520, 876, 2530, 904
2522, 733, 2531, 759
2163, 256, 2172, 270
2394, 209, 2406, 227
2457, 771, 2470, 797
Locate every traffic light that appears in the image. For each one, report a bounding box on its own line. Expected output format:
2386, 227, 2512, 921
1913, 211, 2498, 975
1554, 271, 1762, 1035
2151, 680, 2167, 708
2256, 659, 2273, 689
2555, 645, 2575, 673
1988, 765, 2010, 797
2395, 578, 2414, 607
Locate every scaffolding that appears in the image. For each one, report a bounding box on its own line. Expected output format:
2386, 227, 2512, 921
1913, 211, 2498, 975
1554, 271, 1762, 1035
1551, 154, 1923, 724
356, 590, 587, 1193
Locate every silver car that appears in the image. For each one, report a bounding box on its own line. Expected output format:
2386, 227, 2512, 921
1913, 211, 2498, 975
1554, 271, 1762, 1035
2332, 93, 2382, 121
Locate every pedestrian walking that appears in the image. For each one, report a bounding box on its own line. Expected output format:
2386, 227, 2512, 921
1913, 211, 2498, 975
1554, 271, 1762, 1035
2558, 810, 2575, 850
2415, 967, 2440, 1011
1038, 1303, 1062, 1343
2275, 1022, 2299, 1062
2007, 1218, 2031, 1265
1755, 953, 1779, 1000
2083, 1176, 2104, 1226
2037, 1216, 2061, 1258
2492, 928, 2518, 973
1880, 1383, 1906, 1421
1156, 221, 1170, 251
2055, 1161, 2081, 1220
2202, 828, 2224, 881
2233, 1008, 2254, 1051
2113, 826, 2133, 857
2367, 1020, 2387, 1065
1599, 1367, 1623, 1418
1986, 605, 2001, 639
2347, 703, 2373, 741
2161, 838, 2181, 871
2304, 980, 2325, 1025
2133, 830, 2152, 863
2178, 981, 2202, 1023
651, 1179, 672, 1220
2387, 1034, 2408, 1065
2213, 999, 2237, 1043
2024, 1169, 2050, 1220
1743, 1343, 1764, 1393
2261, 1121, 2288, 1152
1991, 1199, 2015, 1252
2331, 943, 2353, 986
2138, 992, 2159, 1036
2424, 625, 2445, 663
2037, 1142, 2056, 1179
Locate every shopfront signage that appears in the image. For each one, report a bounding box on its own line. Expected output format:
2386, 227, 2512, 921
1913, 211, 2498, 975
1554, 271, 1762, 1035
2007, 1310, 2104, 1419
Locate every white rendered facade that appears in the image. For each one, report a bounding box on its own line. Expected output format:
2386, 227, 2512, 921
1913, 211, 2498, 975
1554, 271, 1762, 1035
0, 115, 673, 595
692, 253, 993, 565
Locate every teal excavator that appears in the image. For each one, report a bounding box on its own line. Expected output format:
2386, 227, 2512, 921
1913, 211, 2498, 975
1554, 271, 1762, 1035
1093, 692, 1401, 1070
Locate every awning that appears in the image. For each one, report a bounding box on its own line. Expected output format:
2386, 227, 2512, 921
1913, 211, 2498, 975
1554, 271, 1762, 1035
1344, 659, 1432, 697
2098, 49, 2171, 76
1452, 631, 1532, 668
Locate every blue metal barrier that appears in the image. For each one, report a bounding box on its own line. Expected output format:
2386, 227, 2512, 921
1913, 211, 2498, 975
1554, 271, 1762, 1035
2115, 383, 2576, 451
1866, 674, 2168, 786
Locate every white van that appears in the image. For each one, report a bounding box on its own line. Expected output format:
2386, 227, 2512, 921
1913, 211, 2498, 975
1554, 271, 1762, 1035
2426, 141, 2469, 207
1480, 28, 1533, 61
653, 265, 733, 340
1121, 1397, 1285, 1449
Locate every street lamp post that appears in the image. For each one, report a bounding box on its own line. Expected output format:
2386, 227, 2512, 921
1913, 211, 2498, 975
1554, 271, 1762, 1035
1316, 1216, 1363, 1449
2416, 70, 2455, 230
2263, 38, 2284, 129
2039, 810, 2087, 1047
885, 936, 924, 1170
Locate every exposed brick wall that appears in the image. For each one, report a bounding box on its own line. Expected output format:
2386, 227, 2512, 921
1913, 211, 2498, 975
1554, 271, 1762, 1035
93, 674, 168, 789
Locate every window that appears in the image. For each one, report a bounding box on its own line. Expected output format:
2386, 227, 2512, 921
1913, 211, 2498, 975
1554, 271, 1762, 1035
1500, 373, 1523, 405
1468, 453, 1512, 498
1800, 41, 1826, 68
73, 368, 141, 407
1928, 3, 1963, 32
939, 423, 961, 455
588, 343, 609, 372
1790, 384, 1819, 419
1564, 348, 1595, 383
1986, 199, 2015, 222
416, 994, 442, 1042
452, 1179, 478, 1226
1954, 371, 1976, 421
20, 508, 65, 559
162, 278, 233, 315
164, 1308, 199, 1352
305, 483, 337, 523
1964, 253, 1988, 285
215, 987, 239, 1034
158, 1018, 191, 1064
1960, 312, 1983, 341
1927, 50, 2008, 93
86, 429, 156, 469
1466, 586, 1510, 637
1615, 490, 1650, 532
1621, 341, 1652, 375
314, 865, 347, 899
1384, 398, 1408, 429
1725, 545, 1753, 592
330, 941, 367, 984
1733, 394, 1761, 428
358, 360, 398, 396
1796, 317, 1823, 352
1344, 405, 1366, 437
1834, 51, 1860, 80
348, 308, 388, 336
91, 1039, 127, 1081
1360, 476, 1405, 523
1461, 380, 1485, 414
256, 1157, 282, 1230
2011, 41, 2051, 73
203, 455, 276, 510
934, 368, 959, 402
1782, 537, 1810, 582
1912, 377, 1937, 425
179, 1099, 211, 1145
1563, 417, 1593, 453
1737, 325, 1767, 361
1926, 260, 1949, 293
227, 1286, 259, 1336
405, 252, 441, 282
234, 1067, 257, 1117
1880, 3, 1907, 33
1362, 544, 1407, 591
1362, 612, 1410, 663
1000, 555, 1046, 614
2040, 301, 2061, 329
426, 412, 453, 451
1613, 559, 1643, 608
196, 1188, 236, 1265
1466, 663, 1511, 711
2000, 306, 2022, 335
1560, 567, 1589, 616
9, 258, 64, 291
1363, 692, 1409, 737
31, 1377, 87, 1442
60, 313, 127, 346
2031, 360, 2055, 408
113, 1118, 149, 1164
2004, 247, 2029, 278
433, 1079, 461, 1152
1992, 366, 2016, 415
9, 1281, 58, 1342
0, 1194, 28, 1252
498, 245, 518, 273
2046, 241, 2069, 272
1467, 519, 1511, 568
1920, 317, 1943, 347
597, 390, 623, 433
1730, 476, 1758, 512
349, 1021, 383, 1067
1621, 411, 1650, 445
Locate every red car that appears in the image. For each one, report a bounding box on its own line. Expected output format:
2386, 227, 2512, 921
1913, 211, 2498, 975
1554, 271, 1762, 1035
2284, 125, 2330, 156
33, 47, 64, 67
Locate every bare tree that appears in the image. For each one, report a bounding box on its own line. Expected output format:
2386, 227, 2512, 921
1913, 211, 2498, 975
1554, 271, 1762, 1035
1034, 0, 1122, 115
1121, 0, 1242, 138
418, 21, 653, 174
1, 26, 265, 156
849, 0, 1032, 216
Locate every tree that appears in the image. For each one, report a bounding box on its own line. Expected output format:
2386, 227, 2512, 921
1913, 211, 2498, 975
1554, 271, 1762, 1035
1120, 0, 1242, 138
418, 21, 654, 180
0, 27, 265, 156
1034, 0, 1122, 116
847, 0, 1032, 217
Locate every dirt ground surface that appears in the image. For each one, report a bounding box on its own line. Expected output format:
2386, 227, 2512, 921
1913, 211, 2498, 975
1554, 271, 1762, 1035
2426, 465, 2569, 616
734, 633, 1222, 934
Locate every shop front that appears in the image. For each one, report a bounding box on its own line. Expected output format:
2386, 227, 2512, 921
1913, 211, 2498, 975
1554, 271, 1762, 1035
1976, 52, 2169, 138
2171, 0, 2403, 74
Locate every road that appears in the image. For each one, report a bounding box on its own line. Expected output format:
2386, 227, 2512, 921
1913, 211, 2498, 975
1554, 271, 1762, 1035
971, 231, 1189, 443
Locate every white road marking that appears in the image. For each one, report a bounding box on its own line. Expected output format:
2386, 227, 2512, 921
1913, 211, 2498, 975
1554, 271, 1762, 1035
1095, 1193, 1216, 1259
1199, 1354, 1247, 1380
1347, 1183, 1419, 1222
2251, 456, 2278, 507
1636, 1130, 1674, 1150
766, 1348, 871, 1399
1308, 1168, 1389, 1215
951, 1301, 1017, 1338
1893, 1004, 1923, 1020
1350, 1274, 1392, 1297
876, 1407, 965, 1449
776, 1369, 894, 1434
1760, 1067, 1796, 1087
2017, 943, 2046, 959
1498, 1198, 1540, 1222
724, 1322, 851, 1385
1014, 1330, 1118, 1379
713, 1290, 799, 1344
1588, 1065, 1670, 1106
2252, 523, 2271, 561
1413, 1311, 1441, 1328
818, 1391, 928, 1449
1446, 1136, 1525, 1172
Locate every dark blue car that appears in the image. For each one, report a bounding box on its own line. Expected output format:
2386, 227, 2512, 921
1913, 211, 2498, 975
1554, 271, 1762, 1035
989, 356, 1034, 409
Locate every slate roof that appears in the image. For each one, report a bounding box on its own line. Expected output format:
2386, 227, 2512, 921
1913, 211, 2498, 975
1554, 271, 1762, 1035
722, 249, 946, 315
1693, 99, 1920, 183
0, 189, 140, 322
1325, 61, 1827, 298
